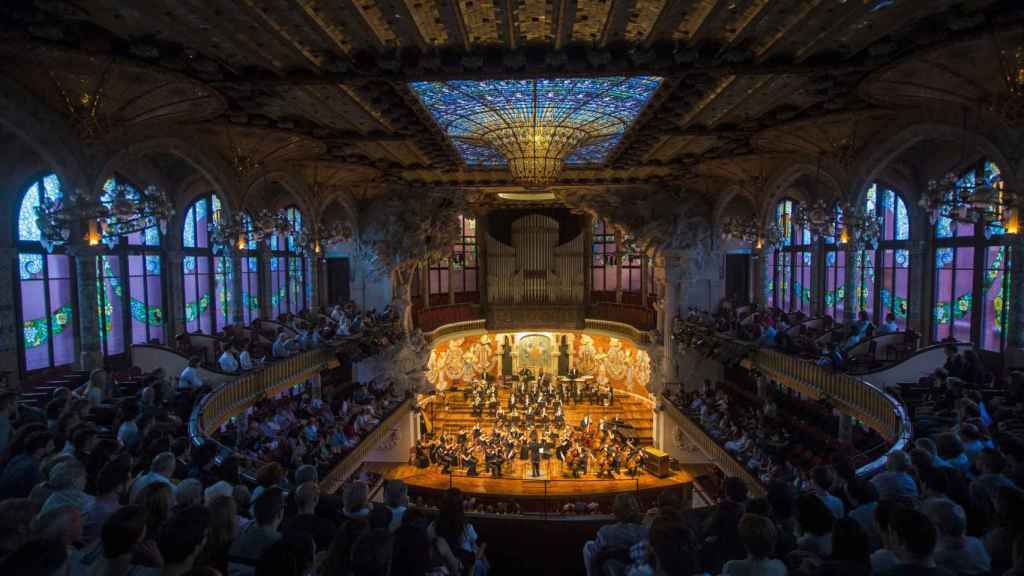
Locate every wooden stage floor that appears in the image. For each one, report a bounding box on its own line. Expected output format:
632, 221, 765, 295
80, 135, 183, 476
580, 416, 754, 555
368, 462, 694, 498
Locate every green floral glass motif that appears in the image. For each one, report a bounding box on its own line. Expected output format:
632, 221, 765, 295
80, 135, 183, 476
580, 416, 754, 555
23, 304, 73, 349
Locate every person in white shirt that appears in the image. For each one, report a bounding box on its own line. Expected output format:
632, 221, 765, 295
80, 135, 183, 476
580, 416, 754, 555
178, 357, 204, 390
218, 342, 241, 373
239, 341, 256, 371
272, 330, 294, 358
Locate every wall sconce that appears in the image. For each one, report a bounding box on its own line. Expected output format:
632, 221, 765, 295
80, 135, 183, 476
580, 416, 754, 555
1005, 208, 1019, 235
87, 220, 101, 246
839, 227, 850, 244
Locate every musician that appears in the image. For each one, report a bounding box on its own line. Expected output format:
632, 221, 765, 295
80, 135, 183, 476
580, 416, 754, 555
465, 450, 479, 476
414, 440, 430, 468
529, 439, 542, 477
580, 414, 592, 431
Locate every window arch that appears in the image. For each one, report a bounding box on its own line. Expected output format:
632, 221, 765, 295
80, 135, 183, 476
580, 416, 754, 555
181, 193, 232, 334
15, 173, 76, 372
768, 198, 813, 314
868, 184, 911, 330
932, 159, 1011, 351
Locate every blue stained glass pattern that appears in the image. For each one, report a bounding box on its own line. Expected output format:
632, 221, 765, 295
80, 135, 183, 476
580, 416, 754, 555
409, 77, 662, 166
183, 206, 196, 248
18, 174, 63, 242
452, 140, 507, 166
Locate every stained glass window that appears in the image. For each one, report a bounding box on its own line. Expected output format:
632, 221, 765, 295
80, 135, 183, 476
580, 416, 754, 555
427, 215, 478, 303
591, 219, 618, 301
128, 253, 163, 344
620, 237, 644, 304
932, 159, 1011, 349
770, 199, 812, 313
269, 205, 306, 318
102, 177, 160, 247
239, 213, 259, 324
270, 256, 287, 319
182, 193, 229, 333
409, 77, 662, 167
17, 174, 75, 372
825, 250, 846, 321
97, 255, 125, 357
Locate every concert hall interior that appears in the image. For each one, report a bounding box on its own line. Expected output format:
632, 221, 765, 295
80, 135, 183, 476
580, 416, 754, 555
3, 2, 1024, 576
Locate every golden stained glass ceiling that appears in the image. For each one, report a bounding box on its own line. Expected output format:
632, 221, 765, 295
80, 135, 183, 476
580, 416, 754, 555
409, 77, 662, 187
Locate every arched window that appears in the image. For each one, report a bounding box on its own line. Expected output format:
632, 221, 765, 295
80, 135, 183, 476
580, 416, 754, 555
933, 159, 1011, 351
16, 173, 75, 372
238, 213, 260, 325
768, 199, 813, 313
270, 205, 306, 318
591, 218, 618, 303
870, 184, 911, 330
95, 176, 165, 357
182, 193, 232, 334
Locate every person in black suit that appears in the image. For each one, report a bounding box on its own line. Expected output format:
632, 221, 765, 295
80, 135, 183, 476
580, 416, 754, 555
529, 440, 542, 477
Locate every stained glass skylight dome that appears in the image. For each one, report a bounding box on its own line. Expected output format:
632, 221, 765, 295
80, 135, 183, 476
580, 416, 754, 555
410, 77, 662, 188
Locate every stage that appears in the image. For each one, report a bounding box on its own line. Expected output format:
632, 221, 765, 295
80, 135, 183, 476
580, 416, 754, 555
369, 462, 694, 498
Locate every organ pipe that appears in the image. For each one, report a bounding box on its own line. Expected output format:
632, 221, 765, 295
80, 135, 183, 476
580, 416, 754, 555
486, 214, 585, 306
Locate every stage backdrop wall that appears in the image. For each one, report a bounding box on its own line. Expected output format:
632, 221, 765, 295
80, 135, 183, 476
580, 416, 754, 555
426, 331, 653, 395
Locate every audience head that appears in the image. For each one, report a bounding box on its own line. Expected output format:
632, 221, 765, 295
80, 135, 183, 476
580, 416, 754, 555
649, 516, 697, 576
724, 476, 749, 505
176, 478, 204, 509
349, 529, 392, 576
920, 498, 967, 540
831, 516, 871, 564
0, 498, 40, 555
294, 481, 319, 514
796, 493, 834, 537
151, 451, 176, 477
344, 481, 369, 516
810, 465, 834, 492
612, 493, 641, 524
384, 479, 407, 509
294, 464, 318, 486
738, 513, 776, 560
886, 449, 912, 473
253, 486, 285, 529
158, 506, 210, 569
889, 507, 938, 562
205, 495, 238, 548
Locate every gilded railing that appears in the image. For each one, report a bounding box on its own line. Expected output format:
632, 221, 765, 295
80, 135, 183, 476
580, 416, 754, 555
745, 348, 911, 476
319, 397, 413, 494
194, 348, 338, 438
661, 398, 766, 497
584, 319, 656, 344
424, 319, 487, 343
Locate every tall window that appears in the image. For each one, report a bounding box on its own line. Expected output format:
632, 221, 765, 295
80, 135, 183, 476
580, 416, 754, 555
591, 219, 618, 302
270, 206, 306, 318
769, 199, 812, 313
933, 159, 1011, 351
620, 235, 644, 305
870, 184, 911, 330
16, 173, 76, 372
824, 206, 846, 321
182, 193, 232, 334
97, 177, 165, 354
239, 213, 260, 325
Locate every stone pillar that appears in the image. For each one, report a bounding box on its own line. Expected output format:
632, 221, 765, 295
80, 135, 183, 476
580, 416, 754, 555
69, 244, 103, 371
909, 239, 930, 338
308, 254, 320, 311
812, 239, 826, 316
259, 246, 272, 321
843, 247, 861, 324
231, 253, 244, 325
0, 247, 19, 388
165, 251, 185, 338
662, 251, 687, 386
758, 248, 772, 308
1009, 235, 1024, 349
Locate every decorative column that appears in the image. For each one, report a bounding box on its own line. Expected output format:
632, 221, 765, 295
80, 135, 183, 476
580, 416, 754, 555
68, 244, 103, 371
308, 254, 320, 310
812, 238, 826, 316
0, 247, 19, 388
757, 247, 771, 308
1009, 235, 1024, 349
165, 250, 185, 339
231, 253, 244, 325
259, 245, 273, 321
843, 247, 861, 324
909, 239, 930, 339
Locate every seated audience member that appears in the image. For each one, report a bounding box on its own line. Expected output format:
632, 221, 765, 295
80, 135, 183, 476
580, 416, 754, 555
239, 340, 258, 371
343, 481, 371, 520
845, 479, 881, 550
0, 498, 39, 559
272, 330, 295, 359
810, 465, 844, 519
178, 357, 204, 391
280, 481, 335, 553
0, 431, 52, 499
31, 505, 83, 558
721, 513, 786, 576
81, 505, 158, 576
428, 488, 487, 576
384, 479, 408, 533
130, 452, 177, 502
871, 450, 919, 501
195, 495, 238, 575
157, 506, 210, 576
879, 312, 899, 335
879, 507, 955, 576
83, 459, 130, 544
795, 493, 834, 558
919, 498, 991, 575
218, 342, 241, 374
229, 487, 284, 576
583, 493, 646, 576
816, 516, 872, 576
41, 459, 94, 515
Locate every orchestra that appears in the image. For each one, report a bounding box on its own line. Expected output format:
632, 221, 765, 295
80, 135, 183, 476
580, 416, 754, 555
415, 369, 643, 480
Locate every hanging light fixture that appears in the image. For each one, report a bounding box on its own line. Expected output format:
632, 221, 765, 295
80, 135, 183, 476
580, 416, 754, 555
99, 182, 174, 245
795, 198, 837, 238
838, 201, 882, 250
34, 188, 104, 253
721, 217, 762, 244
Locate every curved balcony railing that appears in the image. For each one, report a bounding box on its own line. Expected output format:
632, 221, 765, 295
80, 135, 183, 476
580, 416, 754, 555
320, 397, 413, 494
743, 348, 912, 477
661, 398, 766, 497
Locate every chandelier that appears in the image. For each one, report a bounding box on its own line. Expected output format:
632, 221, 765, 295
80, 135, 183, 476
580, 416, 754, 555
765, 222, 785, 249
100, 183, 173, 247
209, 209, 293, 254
35, 183, 173, 253
721, 217, 761, 244
838, 201, 881, 250
795, 199, 837, 238
410, 77, 662, 189
920, 170, 1013, 230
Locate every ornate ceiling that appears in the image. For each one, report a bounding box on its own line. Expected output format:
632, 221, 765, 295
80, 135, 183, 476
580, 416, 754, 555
0, 0, 1021, 207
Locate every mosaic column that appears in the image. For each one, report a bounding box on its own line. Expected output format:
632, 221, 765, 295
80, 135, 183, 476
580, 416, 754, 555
0, 247, 19, 387
231, 253, 244, 325
259, 245, 273, 321
757, 248, 771, 308
843, 247, 861, 324
1009, 235, 1024, 349
308, 254, 320, 310
69, 244, 102, 371
908, 239, 930, 338
165, 250, 185, 339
